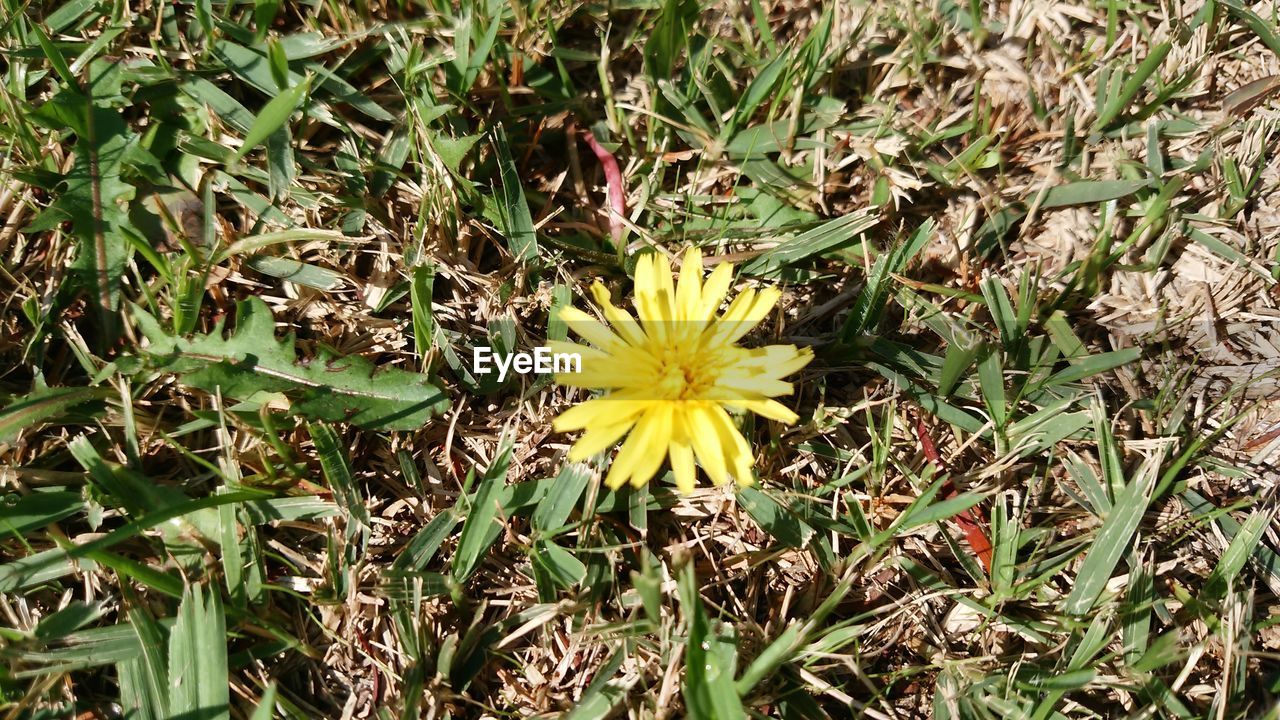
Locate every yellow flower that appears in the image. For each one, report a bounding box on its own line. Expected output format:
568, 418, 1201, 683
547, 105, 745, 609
551, 247, 813, 493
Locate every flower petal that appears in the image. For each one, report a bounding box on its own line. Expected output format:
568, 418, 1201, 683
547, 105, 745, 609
604, 407, 661, 489
686, 404, 731, 486
589, 281, 647, 347
699, 262, 734, 320
553, 395, 649, 432
707, 404, 755, 486
707, 286, 780, 346
628, 404, 672, 488
559, 307, 627, 353
724, 398, 800, 424
676, 247, 703, 322
669, 438, 697, 494
567, 418, 637, 460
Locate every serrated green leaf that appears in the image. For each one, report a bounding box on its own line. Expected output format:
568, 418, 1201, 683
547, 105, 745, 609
131, 297, 449, 430
39, 60, 140, 331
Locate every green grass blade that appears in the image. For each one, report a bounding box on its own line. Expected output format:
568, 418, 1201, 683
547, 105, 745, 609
1062, 456, 1160, 615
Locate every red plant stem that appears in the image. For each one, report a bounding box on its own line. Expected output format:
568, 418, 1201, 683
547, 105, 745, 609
915, 415, 993, 573
580, 128, 626, 247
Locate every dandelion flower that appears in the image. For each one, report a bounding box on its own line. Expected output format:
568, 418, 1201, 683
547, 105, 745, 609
551, 247, 813, 493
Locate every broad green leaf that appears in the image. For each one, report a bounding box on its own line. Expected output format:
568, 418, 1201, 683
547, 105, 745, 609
0, 491, 84, 538
131, 297, 448, 430
491, 125, 538, 263
678, 565, 745, 720
167, 584, 230, 720
0, 492, 262, 595
1038, 347, 1142, 389
1094, 42, 1172, 130
249, 682, 279, 720
234, 75, 310, 162
727, 51, 790, 135
976, 345, 1007, 431
1182, 490, 1280, 594
547, 284, 572, 342
841, 218, 931, 337
391, 510, 461, 574
0, 386, 109, 444
737, 487, 814, 548
531, 539, 587, 589
897, 491, 986, 534
244, 254, 344, 290
34, 601, 105, 641
213, 228, 349, 262
1202, 508, 1273, 601
310, 422, 370, 542
564, 646, 631, 720
644, 0, 699, 79
451, 436, 514, 582
740, 211, 880, 279
19, 618, 168, 674
1220, 0, 1280, 59
1063, 457, 1160, 615
411, 263, 437, 366
181, 77, 256, 133
123, 594, 169, 720
1039, 179, 1151, 208
532, 463, 592, 534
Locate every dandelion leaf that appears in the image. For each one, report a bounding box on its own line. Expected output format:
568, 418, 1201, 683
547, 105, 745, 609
132, 297, 449, 430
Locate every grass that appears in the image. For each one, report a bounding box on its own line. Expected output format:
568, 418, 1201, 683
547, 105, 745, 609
1, 0, 1279, 717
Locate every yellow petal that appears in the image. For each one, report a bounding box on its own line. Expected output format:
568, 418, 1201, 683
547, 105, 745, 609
707, 404, 755, 485
686, 404, 731, 486
554, 366, 645, 389
604, 431, 644, 490
707, 286, 780, 346
669, 438, 697, 494
567, 418, 637, 460
559, 307, 627, 353
546, 340, 607, 365
634, 254, 677, 342
726, 398, 799, 424
628, 404, 672, 488
604, 407, 662, 489
589, 281, 647, 347
675, 247, 703, 321
699, 262, 734, 320
714, 374, 794, 397
553, 396, 649, 431
653, 252, 677, 317
735, 345, 814, 379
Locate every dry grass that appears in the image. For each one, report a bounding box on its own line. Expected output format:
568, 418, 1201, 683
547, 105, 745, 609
2, 0, 1280, 718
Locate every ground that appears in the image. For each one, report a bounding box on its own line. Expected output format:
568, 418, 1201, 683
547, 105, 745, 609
2, 0, 1280, 718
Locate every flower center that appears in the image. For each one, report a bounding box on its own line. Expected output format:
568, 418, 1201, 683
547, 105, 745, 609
652, 344, 714, 400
